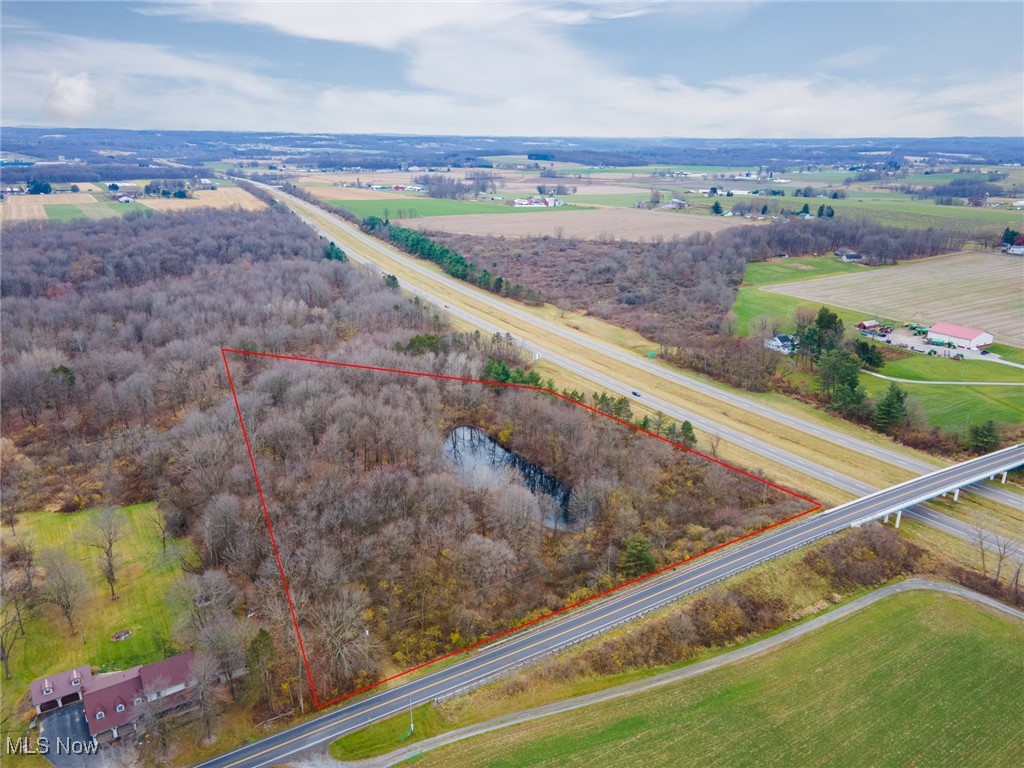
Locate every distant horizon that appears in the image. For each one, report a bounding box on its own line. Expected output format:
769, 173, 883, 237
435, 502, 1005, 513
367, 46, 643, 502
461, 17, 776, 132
3, 1, 1021, 138
3, 127, 1022, 143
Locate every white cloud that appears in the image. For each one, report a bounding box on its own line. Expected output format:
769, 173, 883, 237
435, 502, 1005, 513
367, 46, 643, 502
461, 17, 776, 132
43, 72, 102, 122
144, 0, 523, 50
2, 5, 1020, 137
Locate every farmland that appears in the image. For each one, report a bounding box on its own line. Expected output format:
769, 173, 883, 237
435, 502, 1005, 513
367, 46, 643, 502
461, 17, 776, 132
1, 186, 265, 225
731, 255, 881, 335
731, 253, 1024, 430
405, 207, 755, 240
136, 187, 265, 211
327, 197, 585, 219
402, 590, 1024, 768
765, 252, 1024, 347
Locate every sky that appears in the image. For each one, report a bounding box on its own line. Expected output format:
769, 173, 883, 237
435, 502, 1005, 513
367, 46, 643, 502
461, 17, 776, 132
2, 1, 1022, 138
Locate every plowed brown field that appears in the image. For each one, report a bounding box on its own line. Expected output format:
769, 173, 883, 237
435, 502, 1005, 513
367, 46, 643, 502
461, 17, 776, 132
406, 208, 756, 241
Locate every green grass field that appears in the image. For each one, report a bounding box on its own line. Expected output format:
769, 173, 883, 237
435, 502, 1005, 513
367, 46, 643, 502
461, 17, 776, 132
823, 196, 1024, 229
861, 376, 1023, 431
45, 201, 132, 222
732, 256, 880, 335
879, 354, 1023, 383
43, 204, 89, 222
0, 504, 190, 736
743, 255, 869, 287
329, 198, 591, 220
404, 591, 1024, 768
989, 344, 1024, 365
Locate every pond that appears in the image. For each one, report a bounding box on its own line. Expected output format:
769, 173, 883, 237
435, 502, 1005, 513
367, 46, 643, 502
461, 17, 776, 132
443, 425, 572, 530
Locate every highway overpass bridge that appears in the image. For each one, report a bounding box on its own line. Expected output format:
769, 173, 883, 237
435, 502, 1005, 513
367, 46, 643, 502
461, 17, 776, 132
194, 445, 1023, 768
846, 443, 1024, 529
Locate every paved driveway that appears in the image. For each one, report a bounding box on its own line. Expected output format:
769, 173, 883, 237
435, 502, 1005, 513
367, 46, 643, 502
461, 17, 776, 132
37, 703, 100, 768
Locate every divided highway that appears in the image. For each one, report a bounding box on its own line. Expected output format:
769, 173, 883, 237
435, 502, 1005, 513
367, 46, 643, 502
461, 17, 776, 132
267, 188, 1022, 531
194, 446, 1024, 768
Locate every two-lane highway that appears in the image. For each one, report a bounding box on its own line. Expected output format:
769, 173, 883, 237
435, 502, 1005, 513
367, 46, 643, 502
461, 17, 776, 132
194, 446, 1024, 768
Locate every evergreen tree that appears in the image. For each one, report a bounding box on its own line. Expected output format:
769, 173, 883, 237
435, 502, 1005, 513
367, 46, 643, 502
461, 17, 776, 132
678, 420, 697, 448
711, 200, 723, 215
874, 382, 908, 433
967, 420, 1000, 454
244, 628, 276, 709
618, 536, 656, 578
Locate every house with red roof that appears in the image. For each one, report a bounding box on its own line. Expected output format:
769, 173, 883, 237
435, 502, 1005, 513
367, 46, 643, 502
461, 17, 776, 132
29, 666, 92, 714
30, 650, 196, 745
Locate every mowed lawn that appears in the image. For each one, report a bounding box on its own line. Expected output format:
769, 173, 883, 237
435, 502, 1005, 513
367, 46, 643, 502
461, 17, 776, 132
764, 252, 1024, 347
0, 504, 190, 733
878, 354, 1023, 383
410, 591, 1024, 768
861, 376, 1023, 430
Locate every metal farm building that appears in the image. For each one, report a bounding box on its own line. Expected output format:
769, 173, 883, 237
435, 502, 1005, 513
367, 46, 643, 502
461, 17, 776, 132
926, 322, 994, 350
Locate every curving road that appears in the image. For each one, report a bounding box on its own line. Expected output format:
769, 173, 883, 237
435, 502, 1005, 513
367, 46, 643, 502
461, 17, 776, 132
192, 447, 1024, 768
347, 578, 1024, 768
861, 369, 1024, 386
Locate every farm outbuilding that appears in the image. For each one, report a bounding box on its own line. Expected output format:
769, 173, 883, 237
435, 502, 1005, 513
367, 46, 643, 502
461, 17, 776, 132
926, 322, 994, 350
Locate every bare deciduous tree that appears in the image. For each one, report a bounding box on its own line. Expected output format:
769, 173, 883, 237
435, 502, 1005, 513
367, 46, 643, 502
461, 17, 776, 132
40, 549, 87, 636
189, 652, 222, 742
91, 507, 125, 600
135, 675, 173, 759
991, 531, 1019, 584
972, 517, 991, 577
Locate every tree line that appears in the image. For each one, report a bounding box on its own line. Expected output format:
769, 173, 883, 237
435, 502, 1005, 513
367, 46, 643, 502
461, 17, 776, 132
361, 216, 544, 304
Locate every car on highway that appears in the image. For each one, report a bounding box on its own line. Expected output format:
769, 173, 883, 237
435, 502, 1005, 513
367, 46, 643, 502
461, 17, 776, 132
631, 390, 641, 397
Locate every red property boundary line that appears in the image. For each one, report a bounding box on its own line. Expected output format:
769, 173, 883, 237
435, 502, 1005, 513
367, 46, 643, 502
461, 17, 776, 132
221, 348, 821, 710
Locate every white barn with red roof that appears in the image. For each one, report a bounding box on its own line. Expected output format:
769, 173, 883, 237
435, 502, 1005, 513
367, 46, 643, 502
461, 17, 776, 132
926, 322, 994, 349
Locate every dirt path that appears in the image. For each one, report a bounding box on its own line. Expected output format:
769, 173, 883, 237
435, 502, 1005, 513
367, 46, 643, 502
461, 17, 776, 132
300, 580, 1022, 768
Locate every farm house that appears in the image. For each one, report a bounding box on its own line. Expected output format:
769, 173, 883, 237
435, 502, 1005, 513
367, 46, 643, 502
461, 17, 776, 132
926, 322, 994, 350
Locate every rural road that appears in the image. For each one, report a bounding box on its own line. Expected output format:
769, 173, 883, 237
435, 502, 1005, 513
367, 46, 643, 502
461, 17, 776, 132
191, 447, 1024, 768
861, 369, 1024, 386
332, 578, 1024, 768
263, 187, 1023, 531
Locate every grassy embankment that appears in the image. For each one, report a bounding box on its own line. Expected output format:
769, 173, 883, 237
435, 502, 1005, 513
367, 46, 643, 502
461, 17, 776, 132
732, 256, 1024, 431
337, 590, 1024, 768
0, 503, 191, 762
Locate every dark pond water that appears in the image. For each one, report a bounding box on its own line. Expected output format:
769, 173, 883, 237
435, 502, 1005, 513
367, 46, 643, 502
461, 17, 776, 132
443, 425, 572, 529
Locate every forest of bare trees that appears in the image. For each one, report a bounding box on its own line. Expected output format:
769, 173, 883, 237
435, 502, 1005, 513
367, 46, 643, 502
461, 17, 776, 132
1, 206, 804, 710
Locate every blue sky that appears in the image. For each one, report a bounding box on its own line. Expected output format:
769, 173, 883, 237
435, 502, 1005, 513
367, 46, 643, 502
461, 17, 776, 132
2, 1, 1022, 137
